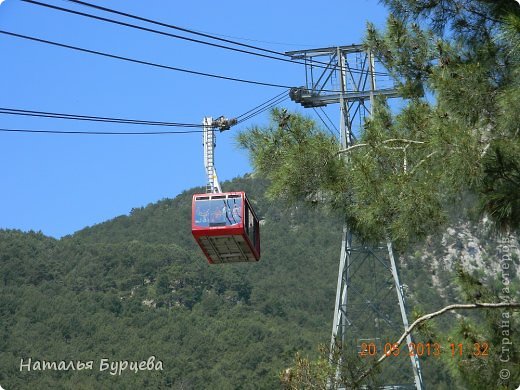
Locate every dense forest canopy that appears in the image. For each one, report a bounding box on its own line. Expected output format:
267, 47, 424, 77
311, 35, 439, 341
1, 175, 518, 389
0, 178, 346, 389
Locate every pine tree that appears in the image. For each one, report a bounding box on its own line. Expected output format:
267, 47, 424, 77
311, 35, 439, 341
238, 1, 520, 387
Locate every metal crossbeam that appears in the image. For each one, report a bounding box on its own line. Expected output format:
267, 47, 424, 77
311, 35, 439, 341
289, 87, 399, 108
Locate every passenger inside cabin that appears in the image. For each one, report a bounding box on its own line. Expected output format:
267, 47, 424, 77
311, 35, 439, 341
210, 204, 225, 224
231, 203, 241, 224
195, 204, 210, 226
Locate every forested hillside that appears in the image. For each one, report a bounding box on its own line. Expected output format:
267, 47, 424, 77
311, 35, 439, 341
1, 176, 344, 389
1, 175, 517, 389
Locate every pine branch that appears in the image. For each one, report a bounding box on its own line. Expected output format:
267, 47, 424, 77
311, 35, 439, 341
338, 139, 426, 154
352, 301, 520, 386
410, 150, 440, 174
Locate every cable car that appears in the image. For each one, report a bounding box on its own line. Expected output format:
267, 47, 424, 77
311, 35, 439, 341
192, 191, 260, 264
192, 116, 261, 264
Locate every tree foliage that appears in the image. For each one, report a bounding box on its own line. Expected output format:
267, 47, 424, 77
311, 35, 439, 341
236, 0, 520, 388
238, 1, 520, 247
237, 109, 346, 206
0, 177, 346, 389
377, 0, 520, 234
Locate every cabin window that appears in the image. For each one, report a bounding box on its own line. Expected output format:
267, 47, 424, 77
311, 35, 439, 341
194, 197, 242, 227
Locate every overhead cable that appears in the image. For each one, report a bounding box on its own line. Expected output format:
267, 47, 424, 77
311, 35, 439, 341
23, 0, 389, 76
0, 30, 293, 89
62, 0, 288, 57
0, 127, 204, 135
0, 107, 203, 127
235, 90, 288, 120
318, 107, 340, 136
20, 0, 303, 66
0, 92, 293, 135
0, 108, 202, 127
236, 95, 290, 125
312, 107, 338, 137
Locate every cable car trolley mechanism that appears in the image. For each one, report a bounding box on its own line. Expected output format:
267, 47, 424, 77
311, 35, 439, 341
191, 116, 261, 264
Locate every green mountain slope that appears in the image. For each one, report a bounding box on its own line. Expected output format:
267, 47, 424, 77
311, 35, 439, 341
2, 175, 516, 389
0, 176, 343, 389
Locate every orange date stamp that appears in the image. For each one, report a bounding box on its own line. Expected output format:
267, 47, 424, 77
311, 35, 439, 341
359, 342, 489, 358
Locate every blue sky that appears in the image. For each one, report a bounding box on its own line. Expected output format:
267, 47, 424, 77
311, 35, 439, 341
0, 0, 389, 238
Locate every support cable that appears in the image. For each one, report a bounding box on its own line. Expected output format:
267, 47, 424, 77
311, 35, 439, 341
235, 90, 288, 120
0, 30, 293, 89
0, 127, 203, 135
0, 107, 203, 127
63, 0, 289, 57
21, 0, 304, 66
312, 107, 338, 137
0, 90, 291, 132
236, 95, 290, 124
0, 90, 292, 134
22, 0, 389, 76
318, 107, 340, 135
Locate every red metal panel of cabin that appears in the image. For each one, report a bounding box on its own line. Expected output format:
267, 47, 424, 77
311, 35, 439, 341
191, 191, 260, 264
192, 232, 258, 264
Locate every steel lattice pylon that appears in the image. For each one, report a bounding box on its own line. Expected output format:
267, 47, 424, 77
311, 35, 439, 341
286, 45, 424, 389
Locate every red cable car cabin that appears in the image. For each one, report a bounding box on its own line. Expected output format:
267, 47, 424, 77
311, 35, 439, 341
192, 191, 260, 264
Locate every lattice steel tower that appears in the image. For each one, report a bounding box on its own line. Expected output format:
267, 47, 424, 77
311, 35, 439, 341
286, 45, 424, 389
